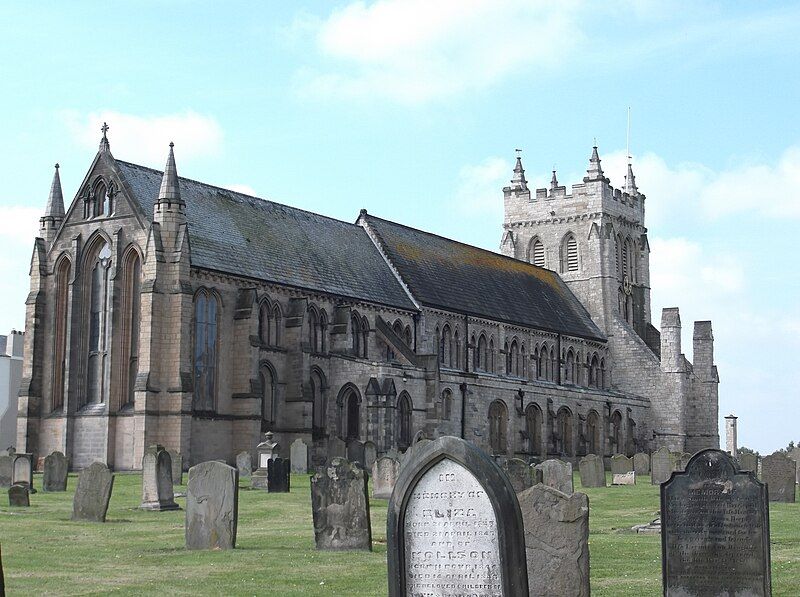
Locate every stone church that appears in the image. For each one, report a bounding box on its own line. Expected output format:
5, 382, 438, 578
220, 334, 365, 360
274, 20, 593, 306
16, 127, 719, 470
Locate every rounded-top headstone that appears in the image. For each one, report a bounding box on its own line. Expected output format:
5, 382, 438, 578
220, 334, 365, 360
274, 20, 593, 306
43, 451, 68, 492
186, 461, 239, 550
72, 462, 114, 522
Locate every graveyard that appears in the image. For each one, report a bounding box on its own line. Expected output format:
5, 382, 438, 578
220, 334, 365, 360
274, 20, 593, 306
1, 467, 798, 595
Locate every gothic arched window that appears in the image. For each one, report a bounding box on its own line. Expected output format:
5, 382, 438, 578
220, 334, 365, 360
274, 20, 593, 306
557, 407, 573, 456
85, 239, 112, 406
52, 256, 71, 411
193, 289, 219, 412
308, 307, 318, 352
525, 403, 542, 455
529, 237, 545, 268
398, 392, 413, 450
258, 300, 271, 345
260, 363, 276, 431
441, 389, 452, 421
489, 338, 495, 373
610, 410, 623, 453
561, 234, 578, 273
319, 310, 328, 353
453, 330, 460, 368
488, 400, 508, 455
538, 344, 547, 381
565, 349, 575, 384
361, 316, 369, 359
346, 389, 361, 440
477, 334, 487, 371
120, 248, 141, 409
93, 181, 107, 217
271, 303, 282, 346
311, 369, 327, 439
441, 325, 452, 367
586, 410, 601, 454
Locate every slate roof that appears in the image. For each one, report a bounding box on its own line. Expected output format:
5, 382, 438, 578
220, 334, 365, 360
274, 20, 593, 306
115, 161, 417, 311
363, 214, 605, 341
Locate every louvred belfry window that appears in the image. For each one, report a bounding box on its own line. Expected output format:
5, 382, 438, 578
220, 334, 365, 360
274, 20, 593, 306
566, 236, 578, 272
532, 239, 545, 267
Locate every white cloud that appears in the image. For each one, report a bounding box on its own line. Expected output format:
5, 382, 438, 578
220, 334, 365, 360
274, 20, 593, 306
225, 184, 258, 197
62, 110, 223, 166
452, 157, 509, 217
295, 0, 583, 103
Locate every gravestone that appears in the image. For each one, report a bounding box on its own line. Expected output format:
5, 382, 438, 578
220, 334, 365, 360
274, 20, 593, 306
267, 457, 290, 493
535, 459, 574, 495
363, 441, 377, 470
290, 439, 308, 474
387, 436, 528, 596
72, 462, 114, 522
651, 446, 675, 485
633, 452, 650, 475
675, 452, 692, 471
328, 436, 346, 459
578, 454, 606, 488
43, 451, 68, 492
346, 439, 365, 466
186, 461, 239, 550
140, 445, 179, 511
761, 452, 796, 503
788, 447, 800, 484
738, 452, 758, 473
612, 471, 636, 485
371, 456, 400, 499
168, 450, 183, 485
518, 484, 590, 597
661, 449, 770, 596
502, 457, 534, 493
311, 457, 371, 550
251, 432, 280, 490
8, 484, 29, 507
611, 453, 634, 475
530, 463, 543, 485
236, 451, 252, 478
0, 453, 11, 488
11, 453, 33, 491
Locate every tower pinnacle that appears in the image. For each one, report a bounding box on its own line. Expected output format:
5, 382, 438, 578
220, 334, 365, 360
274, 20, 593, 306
511, 153, 528, 190
624, 162, 638, 194
583, 145, 607, 183
40, 163, 65, 243
550, 170, 559, 190
157, 142, 183, 207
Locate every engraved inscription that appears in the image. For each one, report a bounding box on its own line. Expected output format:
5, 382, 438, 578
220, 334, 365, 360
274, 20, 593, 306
404, 459, 502, 596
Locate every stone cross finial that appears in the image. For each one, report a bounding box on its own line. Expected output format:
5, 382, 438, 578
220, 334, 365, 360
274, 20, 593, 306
101, 122, 109, 137
99, 122, 111, 152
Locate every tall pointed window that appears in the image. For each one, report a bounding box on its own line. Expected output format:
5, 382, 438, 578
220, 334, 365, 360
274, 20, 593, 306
120, 249, 141, 409
441, 389, 452, 421
260, 364, 276, 431
529, 238, 545, 268
525, 403, 542, 455
93, 181, 107, 217
398, 393, 413, 450
308, 307, 318, 352
586, 411, 601, 454
557, 407, 573, 456
259, 300, 271, 345
311, 370, 326, 439
52, 257, 71, 411
488, 400, 508, 455
562, 234, 578, 272
85, 241, 112, 406
193, 289, 218, 412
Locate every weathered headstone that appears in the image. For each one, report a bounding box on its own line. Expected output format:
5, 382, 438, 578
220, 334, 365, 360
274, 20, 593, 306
185, 461, 239, 550
502, 457, 534, 493
612, 471, 636, 485
43, 451, 68, 492
168, 449, 183, 485
346, 439, 365, 466
236, 451, 252, 478
633, 452, 650, 475
611, 453, 634, 475
738, 452, 758, 473
72, 462, 114, 522
661, 449, 771, 596
387, 436, 528, 596
651, 446, 674, 485
140, 445, 179, 511
535, 459, 574, 495
578, 454, 606, 488
267, 457, 290, 493
311, 457, 371, 550
8, 484, 29, 507
519, 484, 590, 597
363, 441, 377, 470
328, 436, 346, 459
761, 452, 796, 503
788, 447, 800, 484
675, 452, 692, 472
371, 456, 400, 499
530, 463, 543, 485
11, 453, 33, 491
290, 439, 308, 474
0, 454, 13, 488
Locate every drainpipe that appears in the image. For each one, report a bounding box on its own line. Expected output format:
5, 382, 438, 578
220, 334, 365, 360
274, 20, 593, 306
459, 382, 468, 439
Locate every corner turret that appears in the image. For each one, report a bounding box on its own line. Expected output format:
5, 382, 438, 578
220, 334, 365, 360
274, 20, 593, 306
154, 142, 186, 224
624, 162, 638, 195
583, 145, 608, 183
39, 163, 65, 246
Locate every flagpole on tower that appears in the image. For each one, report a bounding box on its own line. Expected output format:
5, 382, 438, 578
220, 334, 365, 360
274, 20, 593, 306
626, 106, 631, 163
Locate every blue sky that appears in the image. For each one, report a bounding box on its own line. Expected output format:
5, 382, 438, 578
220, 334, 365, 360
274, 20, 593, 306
0, 1, 797, 453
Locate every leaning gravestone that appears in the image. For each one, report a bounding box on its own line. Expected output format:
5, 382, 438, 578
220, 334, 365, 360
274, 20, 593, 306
611, 453, 634, 475
518, 484, 590, 597
536, 459, 574, 495
738, 452, 758, 473
140, 445, 179, 510
372, 456, 400, 499
8, 484, 29, 507
267, 457, 290, 493
661, 449, 770, 596
578, 454, 606, 488
72, 462, 114, 522
363, 441, 377, 470
651, 446, 674, 485
761, 452, 796, 503
502, 457, 534, 493
186, 461, 239, 550
0, 453, 11, 488
236, 451, 252, 478
168, 449, 183, 485
633, 452, 650, 476
311, 457, 371, 550
387, 436, 528, 596
612, 471, 636, 485
43, 451, 68, 492
290, 439, 308, 474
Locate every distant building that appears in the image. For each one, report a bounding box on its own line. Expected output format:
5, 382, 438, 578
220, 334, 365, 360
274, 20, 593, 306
16, 127, 719, 470
0, 330, 24, 449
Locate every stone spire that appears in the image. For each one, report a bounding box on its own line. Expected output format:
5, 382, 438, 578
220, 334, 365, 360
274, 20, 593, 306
583, 145, 607, 183
40, 163, 65, 244
550, 170, 559, 190
157, 142, 183, 207
99, 122, 110, 153
624, 162, 638, 194
511, 156, 528, 190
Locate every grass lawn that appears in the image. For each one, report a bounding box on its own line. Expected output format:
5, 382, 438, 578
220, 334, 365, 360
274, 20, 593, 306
1, 472, 798, 596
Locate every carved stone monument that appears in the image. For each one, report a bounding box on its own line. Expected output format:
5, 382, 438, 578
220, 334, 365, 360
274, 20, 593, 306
535, 459, 574, 495
311, 457, 371, 550
387, 436, 529, 596
501, 457, 534, 493
140, 445, 179, 511
578, 454, 606, 488
72, 462, 114, 522
761, 451, 796, 503
290, 439, 308, 474
661, 449, 771, 596
252, 432, 279, 490
186, 461, 239, 550
519, 484, 590, 597
42, 451, 68, 492
372, 456, 400, 500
